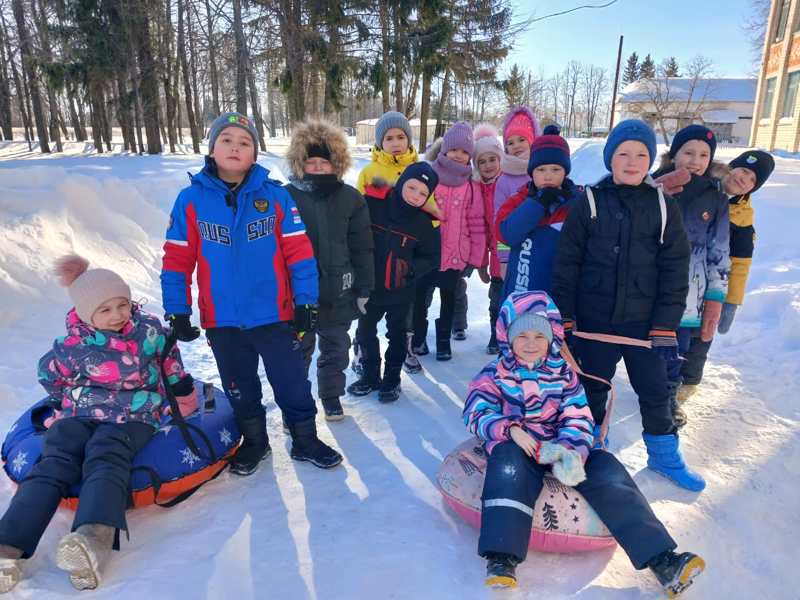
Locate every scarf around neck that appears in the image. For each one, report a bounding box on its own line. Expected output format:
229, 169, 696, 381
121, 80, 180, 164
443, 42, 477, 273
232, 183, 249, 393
433, 153, 473, 187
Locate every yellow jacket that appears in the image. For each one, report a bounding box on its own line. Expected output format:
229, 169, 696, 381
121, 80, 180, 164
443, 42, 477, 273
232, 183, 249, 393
726, 194, 755, 305
356, 145, 440, 219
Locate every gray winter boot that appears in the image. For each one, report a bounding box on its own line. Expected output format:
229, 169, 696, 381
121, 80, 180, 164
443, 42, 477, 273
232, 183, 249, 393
56, 523, 114, 590
0, 545, 23, 594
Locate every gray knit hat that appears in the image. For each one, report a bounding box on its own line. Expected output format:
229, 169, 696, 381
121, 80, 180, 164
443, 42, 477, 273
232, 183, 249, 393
375, 111, 412, 148
208, 112, 259, 161
507, 313, 553, 346
54, 255, 131, 325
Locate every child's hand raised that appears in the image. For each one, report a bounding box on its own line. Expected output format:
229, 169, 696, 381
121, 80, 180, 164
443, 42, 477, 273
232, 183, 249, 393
509, 424, 541, 458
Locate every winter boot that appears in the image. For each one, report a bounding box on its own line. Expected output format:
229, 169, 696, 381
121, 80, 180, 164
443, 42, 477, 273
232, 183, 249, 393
55, 523, 114, 590
592, 423, 609, 450
403, 332, 423, 374
230, 413, 271, 476
347, 363, 381, 396
321, 397, 344, 421
0, 545, 22, 594
648, 549, 706, 598
378, 363, 402, 403
435, 319, 452, 361
667, 380, 687, 429
412, 320, 429, 355
676, 383, 698, 404
484, 553, 517, 589
643, 433, 706, 492
452, 329, 467, 341
486, 308, 500, 354
350, 341, 364, 376
289, 418, 343, 469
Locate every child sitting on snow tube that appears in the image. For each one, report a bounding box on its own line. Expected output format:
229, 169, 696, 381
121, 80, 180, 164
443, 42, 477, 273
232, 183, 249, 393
0, 255, 198, 594
462, 290, 705, 596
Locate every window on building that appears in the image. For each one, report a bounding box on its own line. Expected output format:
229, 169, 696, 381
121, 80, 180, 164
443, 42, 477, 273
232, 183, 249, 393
782, 71, 800, 118
762, 77, 777, 119
775, 0, 791, 41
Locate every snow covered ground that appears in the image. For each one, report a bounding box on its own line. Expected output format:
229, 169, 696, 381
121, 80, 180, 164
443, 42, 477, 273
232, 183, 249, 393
0, 137, 798, 599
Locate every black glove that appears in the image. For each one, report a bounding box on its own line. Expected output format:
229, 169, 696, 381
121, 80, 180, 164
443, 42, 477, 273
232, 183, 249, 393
535, 187, 563, 211
293, 304, 319, 337
170, 374, 195, 397
167, 314, 201, 342
462, 265, 475, 278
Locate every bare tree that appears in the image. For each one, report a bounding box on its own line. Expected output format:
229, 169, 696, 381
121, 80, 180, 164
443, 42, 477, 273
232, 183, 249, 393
743, 0, 771, 75
582, 64, 608, 135
12, 0, 50, 152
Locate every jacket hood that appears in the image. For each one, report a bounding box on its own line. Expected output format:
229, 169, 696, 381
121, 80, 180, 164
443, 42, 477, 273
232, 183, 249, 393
424, 137, 444, 162
193, 157, 269, 193
64, 304, 143, 338
370, 145, 419, 169
496, 291, 565, 365
286, 120, 352, 179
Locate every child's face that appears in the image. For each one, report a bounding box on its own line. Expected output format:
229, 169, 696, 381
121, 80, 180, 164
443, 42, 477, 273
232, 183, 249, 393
611, 140, 650, 185
445, 148, 471, 165
532, 164, 566, 189
476, 154, 500, 181
91, 297, 132, 332
506, 135, 530, 159
401, 179, 430, 207
382, 128, 410, 156
674, 140, 712, 176
723, 167, 757, 196
211, 127, 256, 180
303, 157, 334, 175
511, 330, 549, 364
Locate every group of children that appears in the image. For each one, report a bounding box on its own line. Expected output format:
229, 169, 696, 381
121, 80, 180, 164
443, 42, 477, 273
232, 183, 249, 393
0, 107, 774, 596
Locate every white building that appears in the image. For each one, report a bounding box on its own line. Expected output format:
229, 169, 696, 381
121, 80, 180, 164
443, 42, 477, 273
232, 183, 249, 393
355, 118, 450, 147
615, 78, 757, 144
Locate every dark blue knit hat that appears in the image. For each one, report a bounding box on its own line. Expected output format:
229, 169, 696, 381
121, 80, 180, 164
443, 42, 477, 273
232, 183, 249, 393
528, 124, 571, 175
729, 150, 775, 193
669, 124, 717, 160
603, 119, 657, 171
395, 162, 439, 198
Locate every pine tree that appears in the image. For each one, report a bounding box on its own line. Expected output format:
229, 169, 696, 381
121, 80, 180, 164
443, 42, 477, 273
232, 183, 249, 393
622, 52, 639, 85
640, 54, 656, 79
503, 64, 525, 108
663, 56, 680, 77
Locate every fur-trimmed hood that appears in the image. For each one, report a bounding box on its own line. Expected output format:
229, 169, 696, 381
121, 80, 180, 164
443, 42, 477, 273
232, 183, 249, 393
424, 137, 444, 162
656, 152, 729, 181
286, 120, 352, 180
501, 106, 542, 143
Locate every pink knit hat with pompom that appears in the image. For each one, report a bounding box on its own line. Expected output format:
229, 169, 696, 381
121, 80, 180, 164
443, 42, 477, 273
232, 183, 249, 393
472, 123, 503, 164
54, 254, 131, 324
502, 106, 540, 146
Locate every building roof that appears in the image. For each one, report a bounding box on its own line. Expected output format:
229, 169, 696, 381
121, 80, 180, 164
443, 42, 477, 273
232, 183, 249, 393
619, 78, 757, 104
702, 109, 740, 124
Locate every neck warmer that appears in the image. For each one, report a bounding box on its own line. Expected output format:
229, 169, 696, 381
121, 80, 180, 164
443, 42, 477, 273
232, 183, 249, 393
432, 153, 473, 187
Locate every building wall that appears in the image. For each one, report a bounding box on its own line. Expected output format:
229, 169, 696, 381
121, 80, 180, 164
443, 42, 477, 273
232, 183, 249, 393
751, 0, 800, 151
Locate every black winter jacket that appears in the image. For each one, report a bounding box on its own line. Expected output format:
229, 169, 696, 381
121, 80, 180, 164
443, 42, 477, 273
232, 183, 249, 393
366, 185, 441, 305
286, 176, 374, 324
552, 175, 690, 331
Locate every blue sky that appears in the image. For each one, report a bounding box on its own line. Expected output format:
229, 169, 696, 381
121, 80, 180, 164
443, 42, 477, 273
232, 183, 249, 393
508, 0, 758, 80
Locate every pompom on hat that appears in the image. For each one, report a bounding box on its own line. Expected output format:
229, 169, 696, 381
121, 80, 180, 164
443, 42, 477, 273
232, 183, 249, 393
528, 124, 571, 175
472, 123, 504, 164
55, 254, 131, 325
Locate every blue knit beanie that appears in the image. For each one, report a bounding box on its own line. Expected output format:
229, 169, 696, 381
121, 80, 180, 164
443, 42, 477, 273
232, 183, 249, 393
603, 119, 657, 171
669, 124, 717, 160
395, 162, 439, 198
208, 112, 259, 161
375, 111, 412, 149
528, 124, 571, 175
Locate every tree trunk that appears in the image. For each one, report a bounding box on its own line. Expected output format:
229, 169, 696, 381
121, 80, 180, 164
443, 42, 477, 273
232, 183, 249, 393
203, 0, 220, 116
392, 2, 403, 113
404, 68, 419, 117
419, 68, 432, 151
434, 67, 451, 139
87, 78, 104, 152
33, 0, 63, 151
379, 1, 390, 112
136, 8, 163, 153
12, 0, 50, 152
178, 0, 200, 153
187, 3, 202, 139
277, 0, 305, 123
0, 23, 14, 139
246, 58, 266, 151
66, 83, 84, 141
265, 58, 276, 137
233, 0, 247, 114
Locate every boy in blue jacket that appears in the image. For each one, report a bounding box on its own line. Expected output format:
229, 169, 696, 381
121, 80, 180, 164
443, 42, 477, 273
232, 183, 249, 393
496, 125, 582, 301
160, 112, 342, 476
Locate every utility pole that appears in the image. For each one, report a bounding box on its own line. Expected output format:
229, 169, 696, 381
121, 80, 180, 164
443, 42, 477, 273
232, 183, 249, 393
609, 35, 624, 132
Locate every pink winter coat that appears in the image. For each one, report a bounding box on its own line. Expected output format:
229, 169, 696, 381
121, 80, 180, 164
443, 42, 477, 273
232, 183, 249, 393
434, 179, 487, 272
477, 178, 501, 278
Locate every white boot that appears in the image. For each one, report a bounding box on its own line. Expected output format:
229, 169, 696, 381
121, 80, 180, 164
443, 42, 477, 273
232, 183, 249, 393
56, 524, 114, 590
0, 545, 22, 595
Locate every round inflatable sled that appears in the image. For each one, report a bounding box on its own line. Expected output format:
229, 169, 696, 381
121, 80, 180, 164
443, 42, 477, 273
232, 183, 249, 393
1, 381, 240, 509
437, 439, 616, 553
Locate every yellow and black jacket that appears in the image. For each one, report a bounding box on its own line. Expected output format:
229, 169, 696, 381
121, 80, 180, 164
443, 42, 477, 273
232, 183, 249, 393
727, 193, 754, 305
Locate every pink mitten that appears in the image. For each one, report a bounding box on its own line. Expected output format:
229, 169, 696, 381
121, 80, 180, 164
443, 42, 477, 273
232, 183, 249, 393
175, 388, 198, 417
654, 167, 691, 196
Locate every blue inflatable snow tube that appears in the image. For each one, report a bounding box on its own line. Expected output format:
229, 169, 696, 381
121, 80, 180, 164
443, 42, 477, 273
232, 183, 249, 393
1, 381, 240, 508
